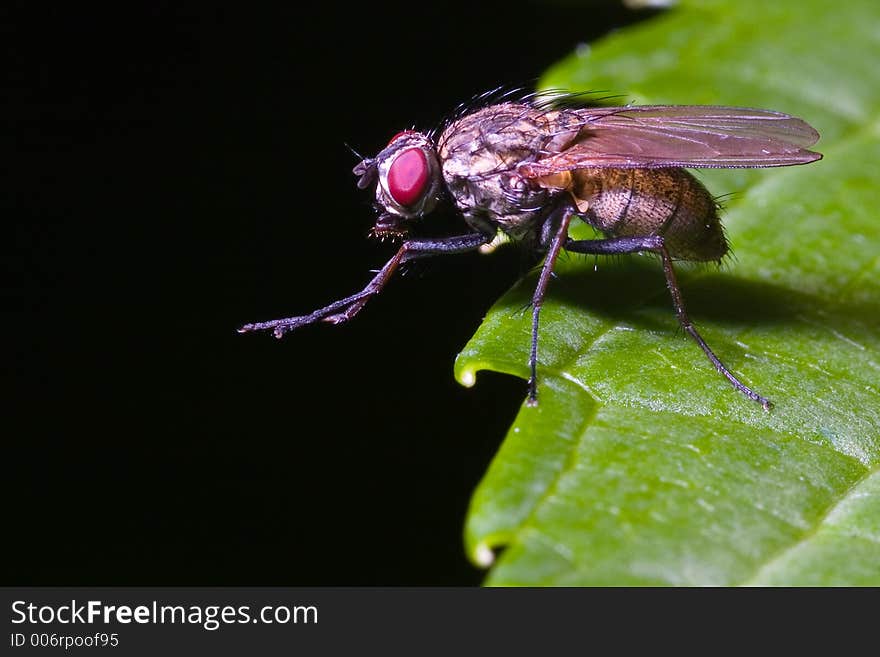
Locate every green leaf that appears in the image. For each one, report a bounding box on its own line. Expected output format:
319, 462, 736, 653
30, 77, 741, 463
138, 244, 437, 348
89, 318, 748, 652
455, 0, 880, 585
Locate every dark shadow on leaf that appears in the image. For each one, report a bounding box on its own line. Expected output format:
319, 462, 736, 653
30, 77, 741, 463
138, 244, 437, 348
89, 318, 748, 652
498, 257, 880, 334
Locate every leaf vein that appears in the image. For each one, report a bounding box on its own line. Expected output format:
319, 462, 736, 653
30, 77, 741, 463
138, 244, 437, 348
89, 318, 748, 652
738, 466, 878, 585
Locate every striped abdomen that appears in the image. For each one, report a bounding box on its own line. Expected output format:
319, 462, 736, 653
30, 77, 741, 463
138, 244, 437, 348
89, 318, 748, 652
575, 167, 728, 261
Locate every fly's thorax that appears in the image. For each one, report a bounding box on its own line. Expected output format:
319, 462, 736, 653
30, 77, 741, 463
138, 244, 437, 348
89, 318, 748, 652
576, 167, 728, 261
437, 103, 581, 236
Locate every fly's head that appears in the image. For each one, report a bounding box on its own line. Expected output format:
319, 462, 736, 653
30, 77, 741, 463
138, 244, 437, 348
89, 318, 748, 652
353, 130, 442, 237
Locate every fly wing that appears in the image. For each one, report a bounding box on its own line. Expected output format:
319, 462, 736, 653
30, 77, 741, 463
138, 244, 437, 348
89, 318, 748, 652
521, 105, 822, 176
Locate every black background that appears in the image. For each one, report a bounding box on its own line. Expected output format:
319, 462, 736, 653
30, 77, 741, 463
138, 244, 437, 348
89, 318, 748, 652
6, 2, 655, 584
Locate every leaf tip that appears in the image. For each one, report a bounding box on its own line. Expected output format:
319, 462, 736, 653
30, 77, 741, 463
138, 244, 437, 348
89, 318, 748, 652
457, 367, 477, 388
473, 541, 495, 568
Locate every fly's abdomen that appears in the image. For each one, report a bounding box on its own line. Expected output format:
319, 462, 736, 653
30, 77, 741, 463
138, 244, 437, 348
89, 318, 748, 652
581, 168, 728, 261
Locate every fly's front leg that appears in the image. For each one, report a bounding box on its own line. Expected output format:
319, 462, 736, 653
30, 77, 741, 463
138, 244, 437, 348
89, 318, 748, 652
238, 231, 492, 338
527, 206, 574, 406
563, 234, 772, 410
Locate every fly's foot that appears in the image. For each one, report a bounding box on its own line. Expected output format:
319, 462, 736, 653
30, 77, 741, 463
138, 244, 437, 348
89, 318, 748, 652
526, 378, 539, 407
237, 315, 313, 338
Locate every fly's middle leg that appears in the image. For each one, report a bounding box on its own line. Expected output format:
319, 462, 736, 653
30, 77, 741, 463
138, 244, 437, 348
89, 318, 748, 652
527, 206, 574, 406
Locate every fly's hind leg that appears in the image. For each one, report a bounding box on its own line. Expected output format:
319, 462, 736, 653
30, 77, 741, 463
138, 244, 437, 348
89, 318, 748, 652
563, 234, 772, 410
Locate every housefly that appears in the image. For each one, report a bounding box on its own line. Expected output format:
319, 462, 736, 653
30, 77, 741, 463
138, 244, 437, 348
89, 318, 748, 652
239, 91, 821, 410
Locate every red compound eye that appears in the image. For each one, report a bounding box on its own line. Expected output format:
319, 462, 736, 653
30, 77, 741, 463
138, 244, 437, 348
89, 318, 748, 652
387, 147, 429, 207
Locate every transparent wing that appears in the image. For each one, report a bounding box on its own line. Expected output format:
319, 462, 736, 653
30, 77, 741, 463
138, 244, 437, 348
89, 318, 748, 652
521, 105, 822, 176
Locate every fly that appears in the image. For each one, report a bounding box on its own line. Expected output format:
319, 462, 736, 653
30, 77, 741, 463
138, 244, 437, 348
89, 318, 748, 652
239, 91, 822, 410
